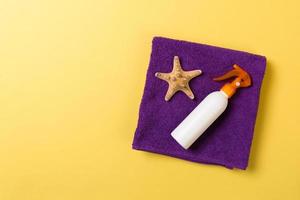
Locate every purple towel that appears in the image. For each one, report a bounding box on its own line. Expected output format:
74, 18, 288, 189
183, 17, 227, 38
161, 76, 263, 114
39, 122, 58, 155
132, 37, 266, 170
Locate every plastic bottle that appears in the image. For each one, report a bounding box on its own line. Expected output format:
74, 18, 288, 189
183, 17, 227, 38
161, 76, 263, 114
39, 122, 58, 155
171, 64, 252, 149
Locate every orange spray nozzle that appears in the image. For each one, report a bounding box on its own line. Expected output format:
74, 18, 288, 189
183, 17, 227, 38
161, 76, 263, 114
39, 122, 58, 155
213, 64, 251, 98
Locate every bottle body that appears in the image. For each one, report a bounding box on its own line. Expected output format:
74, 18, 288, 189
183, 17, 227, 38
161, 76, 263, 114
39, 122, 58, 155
171, 91, 228, 149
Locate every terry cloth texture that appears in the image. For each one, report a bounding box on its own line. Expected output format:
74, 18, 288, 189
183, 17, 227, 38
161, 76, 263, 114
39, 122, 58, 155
132, 37, 266, 170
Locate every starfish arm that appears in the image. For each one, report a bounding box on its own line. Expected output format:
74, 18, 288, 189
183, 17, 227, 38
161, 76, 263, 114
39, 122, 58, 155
155, 72, 170, 81
165, 86, 177, 101
173, 56, 182, 72
184, 69, 202, 79
181, 85, 195, 99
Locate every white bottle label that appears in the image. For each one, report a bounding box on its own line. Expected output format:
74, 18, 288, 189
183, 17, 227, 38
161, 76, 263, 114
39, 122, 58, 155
171, 91, 228, 149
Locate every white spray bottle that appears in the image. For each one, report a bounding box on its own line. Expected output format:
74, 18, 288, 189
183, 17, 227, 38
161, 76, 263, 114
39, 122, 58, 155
171, 64, 252, 149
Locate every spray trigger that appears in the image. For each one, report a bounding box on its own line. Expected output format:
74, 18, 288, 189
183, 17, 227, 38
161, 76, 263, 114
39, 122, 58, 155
213, 64, 251, 98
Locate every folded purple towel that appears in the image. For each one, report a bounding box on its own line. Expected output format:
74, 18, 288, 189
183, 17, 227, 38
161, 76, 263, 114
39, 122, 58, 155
132, 37, 266, 169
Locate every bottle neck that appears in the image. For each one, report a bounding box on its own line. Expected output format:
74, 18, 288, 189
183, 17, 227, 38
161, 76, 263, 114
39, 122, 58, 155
220, 90, 229, 98
220, 78, 241, 98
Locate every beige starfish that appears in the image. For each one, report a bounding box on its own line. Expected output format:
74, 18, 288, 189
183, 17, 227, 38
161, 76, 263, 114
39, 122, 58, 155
155, 56, 202, 101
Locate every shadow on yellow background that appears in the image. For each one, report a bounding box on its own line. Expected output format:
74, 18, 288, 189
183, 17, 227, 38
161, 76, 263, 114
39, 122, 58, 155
248, 60, 273, 171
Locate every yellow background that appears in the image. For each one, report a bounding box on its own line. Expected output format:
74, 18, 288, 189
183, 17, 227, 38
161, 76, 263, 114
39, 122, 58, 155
0, 0, 299, 199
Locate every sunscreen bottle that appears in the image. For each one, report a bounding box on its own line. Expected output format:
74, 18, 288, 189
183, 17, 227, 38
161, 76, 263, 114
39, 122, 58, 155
171, 64, 252, 149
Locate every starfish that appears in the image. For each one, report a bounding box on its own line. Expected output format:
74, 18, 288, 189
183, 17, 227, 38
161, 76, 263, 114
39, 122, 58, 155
155, 56, 202, 101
